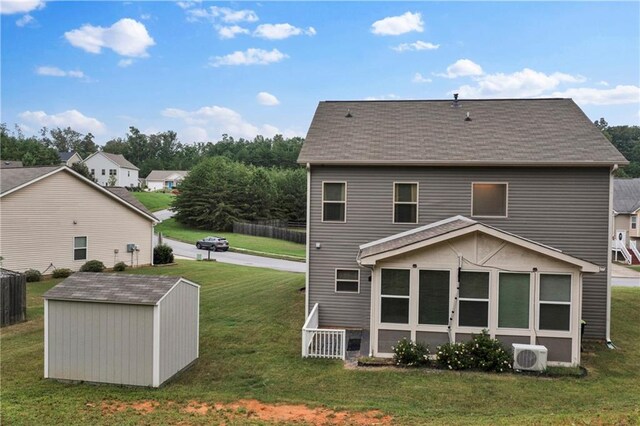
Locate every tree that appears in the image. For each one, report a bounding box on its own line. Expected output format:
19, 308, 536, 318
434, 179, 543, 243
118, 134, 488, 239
70, 161, 95, 181
107, 174, 117, 186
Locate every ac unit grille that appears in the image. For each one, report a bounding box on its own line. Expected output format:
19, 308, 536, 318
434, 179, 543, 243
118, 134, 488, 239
516, 349, 538, 369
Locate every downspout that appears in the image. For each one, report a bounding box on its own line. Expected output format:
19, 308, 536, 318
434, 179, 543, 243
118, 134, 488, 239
606, 164, 617, 349
305, 163, 311, 319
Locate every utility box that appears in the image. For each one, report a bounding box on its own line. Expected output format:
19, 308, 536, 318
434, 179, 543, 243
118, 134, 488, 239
43, 273, 200, 387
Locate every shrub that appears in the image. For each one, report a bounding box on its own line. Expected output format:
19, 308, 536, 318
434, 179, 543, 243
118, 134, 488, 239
435, 342, 473, 370
52, 268, 72, 278
25, 269, 42, 282
79, 260, 105, 272
467, 330, 512, 372
113, 261, 127, 272
392, 338, 430, 367
154, 244, 174, 265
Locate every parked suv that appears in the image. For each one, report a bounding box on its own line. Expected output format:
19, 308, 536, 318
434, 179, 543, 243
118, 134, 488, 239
196, 236, 229, 251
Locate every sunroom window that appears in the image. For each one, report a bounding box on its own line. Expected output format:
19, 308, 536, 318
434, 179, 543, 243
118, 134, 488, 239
458, 271, 490, 327
472, 183, 508, 217
539, 274, 571, 331
418, 270, 450, 325
393, 183, 418, 223
323, 182, 346, 222
380, 269, 410, 324
498, 273, 530, 329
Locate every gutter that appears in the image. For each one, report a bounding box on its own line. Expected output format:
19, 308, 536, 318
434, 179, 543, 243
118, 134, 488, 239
606, 164, 618, 349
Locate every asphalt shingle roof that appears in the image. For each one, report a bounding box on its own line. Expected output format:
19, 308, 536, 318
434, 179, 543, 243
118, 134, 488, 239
298, 98, 628, 166
58, 151, 78, 162
44, 273, 181, 305
145, 170, 188, 181
0, 166, 60, 193
0, 160, 23, 169
614, 178, 640, 214
100, 152, 139, 170
105, 186, 157, 219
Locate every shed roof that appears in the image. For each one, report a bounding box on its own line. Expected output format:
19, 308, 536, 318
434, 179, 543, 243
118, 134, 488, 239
613, 178, 640, 214
298, 98, 628, 166
44, 273, 183, 305
146, 170, 188, 181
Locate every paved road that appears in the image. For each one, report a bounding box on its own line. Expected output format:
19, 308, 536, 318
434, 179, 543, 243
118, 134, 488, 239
611, 263, 640, 287
153, 209, 175, 222
154, 235, 306, 273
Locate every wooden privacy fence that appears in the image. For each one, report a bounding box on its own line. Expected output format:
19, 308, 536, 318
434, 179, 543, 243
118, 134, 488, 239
233, 222, 306, 244
1, 269, 27, 327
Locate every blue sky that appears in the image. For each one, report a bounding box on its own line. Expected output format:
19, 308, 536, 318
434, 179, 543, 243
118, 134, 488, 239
2, 1, 639, 144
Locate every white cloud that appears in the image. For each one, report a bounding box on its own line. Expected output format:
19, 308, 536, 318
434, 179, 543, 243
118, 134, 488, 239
176, 1, 200, 10
210, 48, 288, 67
257, 92, 280, 106
551, 85, 640, 105
218, 25, 249, 39
392, 40, 439, 52
454, 68, 587, 98
36, 66, 85, 79
118, 59, 134, 67
140, 13, 152, 20
253, 23, 316, 40
438, 59, 484, 78
598, 80, 609, 87
182, 126, 208, 142
186, 6, 258, 23
1, 0, 44, 15
161, 105, 281, 140
64, 18, 155, 57
18, 109, 106, 134
16, 14, 34, 27
412, 73, 431, 84
371, 11, 423, 36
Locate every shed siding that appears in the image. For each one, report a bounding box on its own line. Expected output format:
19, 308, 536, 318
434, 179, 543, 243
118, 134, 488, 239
308, 166, 610, 338
0, 171, 153, 272
159, 282, 199, 384
47, 300, 154, 386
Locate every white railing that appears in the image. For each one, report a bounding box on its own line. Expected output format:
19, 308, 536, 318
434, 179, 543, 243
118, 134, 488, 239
612, 239, 632, 264
631, 240, 640, 263
302, 303, 346, 360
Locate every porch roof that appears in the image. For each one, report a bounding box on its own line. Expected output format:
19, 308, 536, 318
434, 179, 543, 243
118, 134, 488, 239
357, 215, 601, 273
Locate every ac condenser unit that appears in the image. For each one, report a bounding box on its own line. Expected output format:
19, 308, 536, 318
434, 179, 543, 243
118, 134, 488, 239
512, 344, 548, 372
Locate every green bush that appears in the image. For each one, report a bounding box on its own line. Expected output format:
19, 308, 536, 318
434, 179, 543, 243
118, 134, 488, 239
52, 268, 72, 278
24, 269, 42, 282
435, 330, 512, 373
392, 338, 430, 367
79, 260, 105, 272
154, 244, 174, 265
113, 261, 127, 272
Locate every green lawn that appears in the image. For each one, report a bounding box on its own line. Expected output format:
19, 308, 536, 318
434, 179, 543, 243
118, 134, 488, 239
2, 262, 639, 425
131, 191, 175, 212
156, 218, 306, 260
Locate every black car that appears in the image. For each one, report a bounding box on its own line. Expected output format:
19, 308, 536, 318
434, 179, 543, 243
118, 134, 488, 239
195, 236, 229, 251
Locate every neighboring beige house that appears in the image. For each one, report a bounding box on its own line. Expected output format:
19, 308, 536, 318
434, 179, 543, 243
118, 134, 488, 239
58, 151, 82, 167
0, 166, 158, 273
612, 178, 640, 264
145, 170, 188, 191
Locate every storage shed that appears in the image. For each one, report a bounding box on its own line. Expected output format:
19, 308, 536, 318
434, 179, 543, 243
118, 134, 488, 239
43, 273, 199, 387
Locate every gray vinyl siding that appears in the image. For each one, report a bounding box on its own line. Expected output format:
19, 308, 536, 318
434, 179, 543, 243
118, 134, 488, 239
47, 300, 154, 386
308, 166, 610, 339
159, 282, 199, 385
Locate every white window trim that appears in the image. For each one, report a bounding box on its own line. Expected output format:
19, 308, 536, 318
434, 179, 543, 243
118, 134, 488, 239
416, 268, 451, 326
496, 271, 532, 331
380, 267, 411, 325
321, 181, 347, 223
471, 182, 509, 218
631, 216, 637, 230
537, 272, 572, 333
392, 182, 419, 224
73, 235, 88, 261
334, 268, 360, 294
457, 270, 491, 329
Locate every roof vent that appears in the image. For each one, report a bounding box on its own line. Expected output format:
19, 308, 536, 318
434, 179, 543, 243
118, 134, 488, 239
345, 109, 353, 118
452, 93, 461, 108
465, 112, 472, 122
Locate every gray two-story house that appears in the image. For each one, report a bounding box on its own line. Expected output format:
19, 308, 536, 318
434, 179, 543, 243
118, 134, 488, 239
298, 98, 627, 367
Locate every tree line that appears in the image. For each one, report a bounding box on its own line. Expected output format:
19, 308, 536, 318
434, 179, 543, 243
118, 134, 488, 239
595, 119, 640, 178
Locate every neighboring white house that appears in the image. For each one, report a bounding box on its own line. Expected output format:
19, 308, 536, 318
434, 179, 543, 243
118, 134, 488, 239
0, 165, 158, 272
83, 152, 139, 187
145, 170, 188, 191
58, 151, 82, 167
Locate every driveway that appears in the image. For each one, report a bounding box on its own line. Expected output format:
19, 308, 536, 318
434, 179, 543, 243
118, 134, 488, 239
154, 235, 306, 273
153, 209, 175, 222
611, 263, 640, 287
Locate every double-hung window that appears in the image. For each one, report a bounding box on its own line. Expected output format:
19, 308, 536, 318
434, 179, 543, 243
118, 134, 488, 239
322, 182, 346, 222
458, 271, 490, 327
109, 169, 117, 176
101, 169, 106, 176
632, 216, 637, 230
74, 236, 87, 261
539, 274, 571, 331
335, 269, 359, 293
418, 270, 450, 325
498, 273, 530, 329
472, 183, 508, 217
380, 269, 410, 324
393, 183, 418, 223
90, 169, 95, 176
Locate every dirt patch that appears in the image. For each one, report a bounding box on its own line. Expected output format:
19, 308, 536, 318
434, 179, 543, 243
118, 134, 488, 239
183, 400, 212, 415
100, 400, 158, 415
